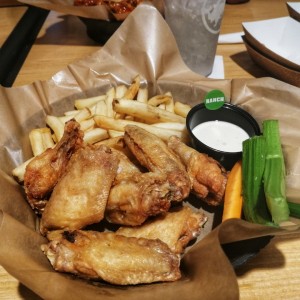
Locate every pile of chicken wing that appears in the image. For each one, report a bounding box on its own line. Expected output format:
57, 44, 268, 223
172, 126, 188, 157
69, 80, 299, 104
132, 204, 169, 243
22, 119, 227, 285
74, 0, 144, 20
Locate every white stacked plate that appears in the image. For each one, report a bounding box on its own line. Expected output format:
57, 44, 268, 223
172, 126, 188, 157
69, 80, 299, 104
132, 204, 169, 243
242, 15, 300, 87
287, 2, 300, 22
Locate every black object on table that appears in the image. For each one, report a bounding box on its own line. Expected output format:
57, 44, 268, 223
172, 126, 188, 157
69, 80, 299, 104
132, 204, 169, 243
0, 5, 49, 87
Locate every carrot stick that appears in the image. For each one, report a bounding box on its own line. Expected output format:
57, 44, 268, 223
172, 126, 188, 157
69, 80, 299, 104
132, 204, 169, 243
222, 160, 243, 222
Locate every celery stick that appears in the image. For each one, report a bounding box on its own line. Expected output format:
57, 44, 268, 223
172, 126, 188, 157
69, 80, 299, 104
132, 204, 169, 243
263, 120, 290, 225
242, 136, 273, 225
287, 201, 300, 219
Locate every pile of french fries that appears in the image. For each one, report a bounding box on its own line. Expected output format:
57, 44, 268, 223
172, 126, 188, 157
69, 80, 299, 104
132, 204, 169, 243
12, 75, 192, 182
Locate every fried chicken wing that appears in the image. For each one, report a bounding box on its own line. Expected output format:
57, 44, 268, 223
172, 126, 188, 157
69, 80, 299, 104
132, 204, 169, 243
106, 172, 176, 226
96, 136, 137, 162
167, 136, 227, 206
40, 145, 119, 235
104, 126, 192, 226
24, 119, 83, 214
124, 125, 191, 201
41, 230, 181, 285
111, 148, 142, 184
116, 206, 207, 254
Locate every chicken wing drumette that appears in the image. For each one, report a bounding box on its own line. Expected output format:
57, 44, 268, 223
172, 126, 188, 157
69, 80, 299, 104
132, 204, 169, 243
24, 119, 83, 214
105, 148, 174, 225
105, 125, 191, 226
167, 136, 227, 206
124, 125, 191, 201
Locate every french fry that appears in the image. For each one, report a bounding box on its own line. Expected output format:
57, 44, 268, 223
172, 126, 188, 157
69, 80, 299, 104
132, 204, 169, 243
96, 136, 132, 157
83, 128, 109, 144
94, 115, 143, 132
123, 74, 140, 99
137, 87, 148, 103
108, 130, 125, 138
74, 95, 106, 110
12, 157, 34, 183
96, 136, 125, 148
59, 114, 74, 124
29, 128, 48, 156
124, 115, 135, 121
113, 99, 186, 124
105, 87, 116, 118
165, 92, 175, 113
174, 101, 191, 118
45, 115, 65, 141
42, 129, 56, 149
151, 122, 186, 132
80, 118, 95, 131
151, 122, 188, 143
115, 112, 125, 119
94, 115, 187, 142
115, 84, 131, 119
64, 110, 78, 116
148, 94, 172, 107
115, 85, 128, 99
94, 99, 108, 116
60, 107, 92, 124
74, 107, 93, 122
158, 103, 166, 110
134, 87, 149, 122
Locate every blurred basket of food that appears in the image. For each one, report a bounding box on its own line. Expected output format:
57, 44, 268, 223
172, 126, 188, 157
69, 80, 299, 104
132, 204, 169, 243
74, 0, 145, 21
19, 0, 163, 44
75, 0, 164, 43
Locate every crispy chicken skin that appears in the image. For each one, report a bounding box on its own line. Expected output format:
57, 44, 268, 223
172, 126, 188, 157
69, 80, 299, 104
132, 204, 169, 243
124, 125, 191, 201
96, 136, 138, 163
24, 119, 83, 214
110, 148, 142, 184
105, 125, 192, 226
106, 172, 174, 226
167, 136, 227, 206
41, 230, 181, 285
116, 206, 207, 254
40, 144, 119, 235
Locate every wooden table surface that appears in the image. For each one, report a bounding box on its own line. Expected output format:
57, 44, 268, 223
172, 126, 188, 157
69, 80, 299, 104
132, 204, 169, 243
1, 0, 300, 299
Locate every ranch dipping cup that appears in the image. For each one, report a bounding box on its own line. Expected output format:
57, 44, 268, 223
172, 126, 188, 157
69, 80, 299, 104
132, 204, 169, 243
163, 0, 226, 76
186, 91, 261, 170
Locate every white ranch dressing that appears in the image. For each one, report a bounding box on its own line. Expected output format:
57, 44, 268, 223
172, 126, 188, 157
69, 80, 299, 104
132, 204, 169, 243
192, 120, 249, 152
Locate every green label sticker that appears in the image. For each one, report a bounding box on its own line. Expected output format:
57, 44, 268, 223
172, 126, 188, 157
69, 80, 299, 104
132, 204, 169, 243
204, 89, 225, 110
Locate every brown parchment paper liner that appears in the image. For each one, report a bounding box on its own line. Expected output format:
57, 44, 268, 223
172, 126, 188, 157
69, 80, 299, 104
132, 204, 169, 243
0, 4, 300, 299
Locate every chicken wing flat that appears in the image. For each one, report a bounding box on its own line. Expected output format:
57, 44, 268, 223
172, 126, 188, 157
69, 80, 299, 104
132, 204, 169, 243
41, 230, 181, 285
124, 125, 191, 201
116, 206, 207, 254
106, 148, 187, 226
24, 119, 83, 214
40, 144, 119, 235
167, 136, 227, 206
106, 172, 174, 226
111, 148, 142, 184
96, 136, 137, 163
